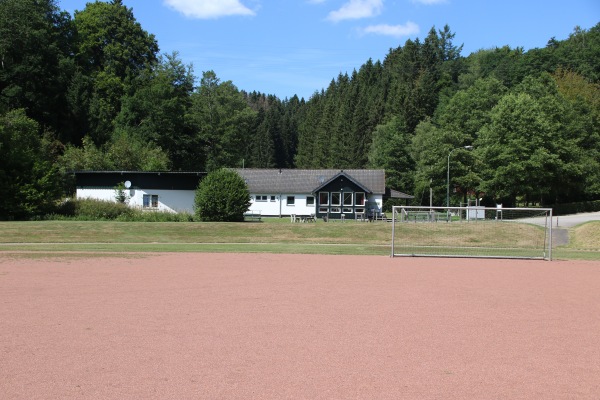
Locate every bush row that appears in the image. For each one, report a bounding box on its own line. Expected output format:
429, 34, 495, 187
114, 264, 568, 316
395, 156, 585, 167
547, 200, 600, 216
48, 198, 195, 222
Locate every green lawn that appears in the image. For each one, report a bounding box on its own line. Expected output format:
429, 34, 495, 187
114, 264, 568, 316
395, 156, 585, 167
0, 218, 598, 260
0, 219, 393, 255
554, 221, 600, 260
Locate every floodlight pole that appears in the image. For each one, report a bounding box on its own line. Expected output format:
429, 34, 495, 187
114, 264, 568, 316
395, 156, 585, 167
447, 145, 474, 217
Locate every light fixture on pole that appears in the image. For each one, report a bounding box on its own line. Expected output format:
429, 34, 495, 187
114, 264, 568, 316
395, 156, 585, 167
447, 145, 474, 211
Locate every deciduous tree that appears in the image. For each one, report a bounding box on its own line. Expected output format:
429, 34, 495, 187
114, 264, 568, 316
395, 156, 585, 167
0, 110, 62, 219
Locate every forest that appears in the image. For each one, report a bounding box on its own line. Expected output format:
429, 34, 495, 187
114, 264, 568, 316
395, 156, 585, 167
1, 0, 599, 219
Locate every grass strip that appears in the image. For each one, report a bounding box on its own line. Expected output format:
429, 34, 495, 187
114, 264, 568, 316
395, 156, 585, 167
0, 220, 598, 260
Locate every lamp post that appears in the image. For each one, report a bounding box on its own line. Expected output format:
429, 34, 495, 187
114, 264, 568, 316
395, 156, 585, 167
447, 145, 474, 210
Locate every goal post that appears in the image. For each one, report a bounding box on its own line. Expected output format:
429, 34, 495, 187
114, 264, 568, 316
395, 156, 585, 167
391, 206, 553, 260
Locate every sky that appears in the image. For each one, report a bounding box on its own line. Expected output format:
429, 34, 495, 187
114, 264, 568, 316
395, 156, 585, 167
58, 0, 599, 100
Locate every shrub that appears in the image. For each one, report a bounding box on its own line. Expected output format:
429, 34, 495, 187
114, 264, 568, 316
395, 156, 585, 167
53, 198, 132, 220
116, 210, 195, 222
195, 169, 250, 222
114, 182, 129, 204
51, 198, 196, 221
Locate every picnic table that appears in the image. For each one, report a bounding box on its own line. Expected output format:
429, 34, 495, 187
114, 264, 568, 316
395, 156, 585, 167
291, 214, 316, 223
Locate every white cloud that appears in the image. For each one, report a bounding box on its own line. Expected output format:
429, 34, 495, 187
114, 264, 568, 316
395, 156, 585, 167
163, 0, 255, 19
360, 22, 420, 38
326, 0, 384, 22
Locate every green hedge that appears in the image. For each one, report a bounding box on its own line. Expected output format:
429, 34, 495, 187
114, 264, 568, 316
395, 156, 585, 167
547, 200, 600, 216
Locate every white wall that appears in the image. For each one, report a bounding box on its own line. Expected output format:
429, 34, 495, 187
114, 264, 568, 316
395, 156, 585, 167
247, 193, 384, 217
77, 188, 384, 217
77, 188, 195, 214
248, 194, 317, 217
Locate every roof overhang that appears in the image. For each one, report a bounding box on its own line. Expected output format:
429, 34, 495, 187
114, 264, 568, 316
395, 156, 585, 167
386, 188, 414, 199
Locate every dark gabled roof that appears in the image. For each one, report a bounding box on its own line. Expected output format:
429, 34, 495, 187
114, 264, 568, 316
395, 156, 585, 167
234, 169, 385, 194
313, 171, 372, 193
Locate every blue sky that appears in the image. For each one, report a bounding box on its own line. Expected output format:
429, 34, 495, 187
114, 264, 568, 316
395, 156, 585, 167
58, 0, 599, 99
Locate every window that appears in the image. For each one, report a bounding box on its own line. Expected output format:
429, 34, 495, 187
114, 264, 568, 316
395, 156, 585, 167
319, 207, 328, 214
306, 196, 315, 206
330, 207, 341, 213
287, 196, 295, 206
355, 192, 365, 206
143, 194, 158, 208
319, 192, 329, 205
256, 195, 267, 202
343, 207, 353, 214
270, 195, 276, 202
343, 192, 353, 206
331, 192, 341, 206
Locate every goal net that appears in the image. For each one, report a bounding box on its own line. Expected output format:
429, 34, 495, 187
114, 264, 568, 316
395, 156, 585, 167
391, 206, 553, 260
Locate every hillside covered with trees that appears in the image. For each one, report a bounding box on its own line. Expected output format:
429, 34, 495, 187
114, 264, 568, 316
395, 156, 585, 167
1, 0, 599, 219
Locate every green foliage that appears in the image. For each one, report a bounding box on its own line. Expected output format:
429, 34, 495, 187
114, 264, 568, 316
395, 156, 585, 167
368, 116, 414, 192
73, 0, 158, 78
52, 198, 194, 221
115, 211, 194, 222
553, 69, 600, 199
477, 73, 595, 205
188, 71, 257, 171
437, 77, 507, 140
59, 133, 170, 172
115, 52, 196, 170
54, 198, 132, 220
478, 92, 554, 204
194, 169, 250, 222
72, 0, 159, 145
549, 200, 600, 216
0, 109, 63, 220
114, 182, 128, 203
0, 0, 74, 138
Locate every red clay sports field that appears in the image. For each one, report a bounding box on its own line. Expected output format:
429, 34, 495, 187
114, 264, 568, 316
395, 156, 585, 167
1, 253, 599, 399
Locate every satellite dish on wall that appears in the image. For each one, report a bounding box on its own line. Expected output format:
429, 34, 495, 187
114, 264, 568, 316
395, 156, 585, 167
124, 181, 131, 189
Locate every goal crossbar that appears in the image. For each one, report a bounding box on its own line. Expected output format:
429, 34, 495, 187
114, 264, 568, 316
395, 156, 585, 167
391, 206, 553, 260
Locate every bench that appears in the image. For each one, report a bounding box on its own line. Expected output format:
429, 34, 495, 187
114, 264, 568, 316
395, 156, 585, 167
244, 211, 262, 221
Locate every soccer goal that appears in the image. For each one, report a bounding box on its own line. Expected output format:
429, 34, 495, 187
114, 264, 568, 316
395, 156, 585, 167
391, 206, 553, 260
